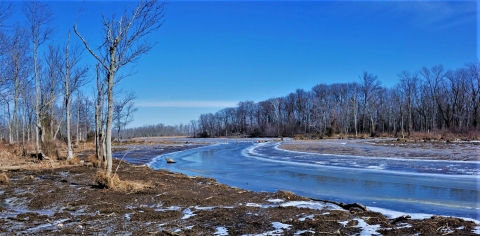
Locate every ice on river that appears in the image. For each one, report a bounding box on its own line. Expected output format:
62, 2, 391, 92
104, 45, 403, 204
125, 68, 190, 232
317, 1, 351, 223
148, 141, 480, 220
245, 142, 479, 176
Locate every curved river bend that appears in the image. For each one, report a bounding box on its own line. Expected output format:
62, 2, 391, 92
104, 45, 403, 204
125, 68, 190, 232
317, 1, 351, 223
147, 141, 480, 221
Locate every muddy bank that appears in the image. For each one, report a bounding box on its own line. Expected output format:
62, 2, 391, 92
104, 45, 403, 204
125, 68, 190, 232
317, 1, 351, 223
0, 141, 479, 235
280, 138, 480, 161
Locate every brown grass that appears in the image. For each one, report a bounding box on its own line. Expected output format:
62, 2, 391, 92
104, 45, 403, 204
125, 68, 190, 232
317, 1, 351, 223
88, 155, 102, 168
0, 172, 9, 184
66, 156, 81, 165
94, 171, 152, 192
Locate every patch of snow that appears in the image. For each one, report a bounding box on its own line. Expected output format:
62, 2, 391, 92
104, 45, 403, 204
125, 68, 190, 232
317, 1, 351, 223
182, 208, 196, 219
356, 218, 381, 236
339, 220, 349, 227
267, 199, 284, 203
383, 223, 412, 230
368, 206, 480, 224
246, 203, 262, 207
124, 213, 131, 220
280, 201, 344, 211
298, 214, 314, 221
214, 226, 228, 235
294, 230, 315, 235
167, 206, 181, 211
367, 206, 433, 220
242, 222, 292, 236
472, 226, 480, 234
194, 206, 215, 210
397, 223, 412, 229
272, 222, 291, 230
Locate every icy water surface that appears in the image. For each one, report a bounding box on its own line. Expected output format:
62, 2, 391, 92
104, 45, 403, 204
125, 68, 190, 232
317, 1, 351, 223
148, 141, 480, 220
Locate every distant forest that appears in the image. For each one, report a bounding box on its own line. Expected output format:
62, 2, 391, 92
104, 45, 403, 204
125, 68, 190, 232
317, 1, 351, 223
124, 62, 479, 140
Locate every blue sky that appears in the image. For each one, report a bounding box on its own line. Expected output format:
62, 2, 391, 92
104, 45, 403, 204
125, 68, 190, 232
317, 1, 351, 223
10, 1, 478, 127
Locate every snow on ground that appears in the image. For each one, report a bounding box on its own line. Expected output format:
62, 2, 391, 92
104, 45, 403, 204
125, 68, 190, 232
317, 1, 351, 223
473, 226, 480, 234
181, 208, 196, 219
356, 218, 381, 236
267, 198, 284, 203
241, 222, 292, 236
298, 214, 314, 221
368, 206, 480, 224
280, 200, 345, 211
214, 226, 228, 235
294, 229, 315, 235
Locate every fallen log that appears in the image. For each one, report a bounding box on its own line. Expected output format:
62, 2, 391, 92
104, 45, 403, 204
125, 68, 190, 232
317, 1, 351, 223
0, 165, 30, 171
310, 198, 368, 212
390, 214, 411, 224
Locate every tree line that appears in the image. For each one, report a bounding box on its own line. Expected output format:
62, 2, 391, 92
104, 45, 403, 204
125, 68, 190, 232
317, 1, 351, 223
190, 63, 478, 139
0, 0, 165, 175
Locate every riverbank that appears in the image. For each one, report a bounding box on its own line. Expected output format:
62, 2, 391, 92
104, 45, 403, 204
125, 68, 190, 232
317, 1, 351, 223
0, 140, 479, 235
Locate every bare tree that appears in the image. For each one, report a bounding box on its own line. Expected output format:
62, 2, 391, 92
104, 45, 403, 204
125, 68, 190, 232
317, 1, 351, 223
398, 70, 419, 136
74, 0, 166, 173
360, 72, 382, 135
22, 0, 54, 155
4, 26, 31, 143
113, 91, 138, 141
43, 44, 62, 143
63, 31, 88, 159
94, 64, 107, 164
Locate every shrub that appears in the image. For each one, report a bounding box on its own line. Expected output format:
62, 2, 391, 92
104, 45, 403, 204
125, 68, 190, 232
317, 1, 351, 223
66, 156, 81, 165
88, 155, 102, 168
94, 171, 120, 189
94, 171, 152, 192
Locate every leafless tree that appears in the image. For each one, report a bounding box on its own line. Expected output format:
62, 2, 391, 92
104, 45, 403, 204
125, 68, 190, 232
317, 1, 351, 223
4, 26, 31, 143
74, 0, 166, 173
22, 0, 54, 154
113, 91, 138, 141
63, 31, 88, 159
360, 72, 382, 135
94, 64, 107, 163
398, 70, 419, 136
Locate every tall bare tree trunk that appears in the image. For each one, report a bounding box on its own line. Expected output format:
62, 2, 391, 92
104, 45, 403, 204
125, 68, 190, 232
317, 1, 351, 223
74, 0, 167, 174
106, 65, 115, 173
65, 37, 73, 159
95, 64, 105, 165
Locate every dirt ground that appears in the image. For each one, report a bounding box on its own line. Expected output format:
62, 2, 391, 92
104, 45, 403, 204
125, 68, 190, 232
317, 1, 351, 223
280, 138, 480, 161
0, 141, 479, 235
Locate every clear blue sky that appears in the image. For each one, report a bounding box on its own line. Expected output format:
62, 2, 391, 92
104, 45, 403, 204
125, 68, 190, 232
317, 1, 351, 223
10, 1, 478, 127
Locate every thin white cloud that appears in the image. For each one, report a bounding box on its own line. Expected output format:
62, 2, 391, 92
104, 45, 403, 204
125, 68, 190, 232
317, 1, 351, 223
393, 1, 476, 30
136, 100, 238, 108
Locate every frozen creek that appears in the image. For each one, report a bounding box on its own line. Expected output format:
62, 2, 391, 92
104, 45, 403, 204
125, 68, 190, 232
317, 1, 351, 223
149, 140, 480, 221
